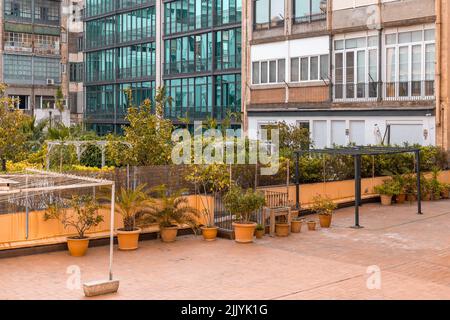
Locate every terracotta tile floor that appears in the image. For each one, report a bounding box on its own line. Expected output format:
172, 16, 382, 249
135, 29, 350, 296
1, 201, 450, 300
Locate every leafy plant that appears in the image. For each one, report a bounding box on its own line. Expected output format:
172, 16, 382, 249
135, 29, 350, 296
255, 223, 264, 231
44, 195, 103, 239
186, 164, 230, 227
109, 184, 155, 232
310, 195, 337, 216
142, 185, 199, 230
0, 84, 31, 171
429, 167, 443, 200
374, 179, 400, 196
223, 185, 266, 223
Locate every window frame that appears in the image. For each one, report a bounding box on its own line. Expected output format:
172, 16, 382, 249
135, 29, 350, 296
251, 58, 287, 85
333, 34, 379, 101
383, 27, 435, 99
290, 54, 329, 83
253, 0, 285, 31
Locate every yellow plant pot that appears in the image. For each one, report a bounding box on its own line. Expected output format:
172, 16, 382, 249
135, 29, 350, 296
232, 222, 256, 243
117, 228, 141, 250
67, 237, 89, 257
201, 226, 218, 241
396, 194, 406, 204
275, 223, 290, 237
255, 229, 265, 239
291, 220, 303, 233
160, 226, 178, 242
319, 214, 332, 228
380, 194, 392, 206
307, 221, 316, 231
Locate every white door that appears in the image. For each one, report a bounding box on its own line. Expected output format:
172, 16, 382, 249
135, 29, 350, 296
331, 120, 346, 146
349, 120, 365, 146
313, 120, 327, 148
389, 124, 423, 145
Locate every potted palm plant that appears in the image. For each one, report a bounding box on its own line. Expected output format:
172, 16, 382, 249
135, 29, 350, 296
403, 174, 417, 202
146, 185, 199, 243
186, 164, 230, 241
111, 184, 154, 251
44, 195, 103, 257
392, 174, 406, 204
223, 185, 266, 243
311, 195, 337, 228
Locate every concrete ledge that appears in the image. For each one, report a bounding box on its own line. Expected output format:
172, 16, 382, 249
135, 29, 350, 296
83, 279, 119, 297
0, 228, 195, 259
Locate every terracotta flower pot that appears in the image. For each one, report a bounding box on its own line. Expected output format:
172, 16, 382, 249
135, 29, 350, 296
67, 237, 89, 257
380, 194, 392, 206
407, 194, 417, 202
255, 229, 265, 239
117, 228, 141, 251
275, 223, 290, 237
307, 221, 316, 231
160, 226, 178, 242
201, 226, 218, 241
291, 220, 303, 233
319, 214, 332, 228
441, 190, 450, 199
422, 193, 431, 201
396, 194, 406, 204
232, 222, 256, 243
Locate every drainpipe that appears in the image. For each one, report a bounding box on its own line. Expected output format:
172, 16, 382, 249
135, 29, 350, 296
435, 0, 442, 147
328, 0, 333, 102
377, 0, 382, 102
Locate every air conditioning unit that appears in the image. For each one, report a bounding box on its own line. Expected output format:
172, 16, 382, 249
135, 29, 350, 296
47, 78, 55, 85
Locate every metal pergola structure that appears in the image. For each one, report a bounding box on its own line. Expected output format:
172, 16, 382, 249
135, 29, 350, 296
294, 146, 423, 228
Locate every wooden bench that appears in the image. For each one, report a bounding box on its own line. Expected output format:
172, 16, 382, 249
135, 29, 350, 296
262, 206, 292, 237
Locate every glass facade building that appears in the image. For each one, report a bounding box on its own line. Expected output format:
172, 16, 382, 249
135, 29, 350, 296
84, 0, 242, 134
84, 0, 157, 134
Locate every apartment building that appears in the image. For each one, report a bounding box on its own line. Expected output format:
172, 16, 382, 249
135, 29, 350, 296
0, 0, 70, 125
67, 0, 84, 124
83, 0, 242, 134
243, 0, 448, 149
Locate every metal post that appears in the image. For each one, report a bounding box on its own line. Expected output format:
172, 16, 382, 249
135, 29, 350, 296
109, 183, 115, 281
295, 152, 300, 209
352, 155, 363, 228
416, 150, 422, 214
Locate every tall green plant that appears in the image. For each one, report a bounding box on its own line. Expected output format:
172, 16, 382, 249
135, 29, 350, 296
223, 185, 266, 223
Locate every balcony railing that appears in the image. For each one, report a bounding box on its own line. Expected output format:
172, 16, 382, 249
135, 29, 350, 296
118, 64, 155, 80
163, 16, 212, 36
163, 58, 211, 76
294, 12, 326, 24
334, 80, 435, 102
254, 18, 284, 31
383, 81, 435, 101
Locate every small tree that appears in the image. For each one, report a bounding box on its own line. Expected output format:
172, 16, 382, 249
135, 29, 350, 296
0, 84, 31, 171
223, 185, 266, 223
123, 95, 174, 166
186, 164, 230, 227
54, 86, 65, 113
44, 195, 103, 239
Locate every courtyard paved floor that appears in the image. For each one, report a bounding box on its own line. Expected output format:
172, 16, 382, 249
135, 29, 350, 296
1, 200, 450, 300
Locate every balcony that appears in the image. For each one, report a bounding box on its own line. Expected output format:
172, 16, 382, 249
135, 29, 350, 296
163, 59, 211, 76
163, 16, 212, 37
333, 80, 435, 102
